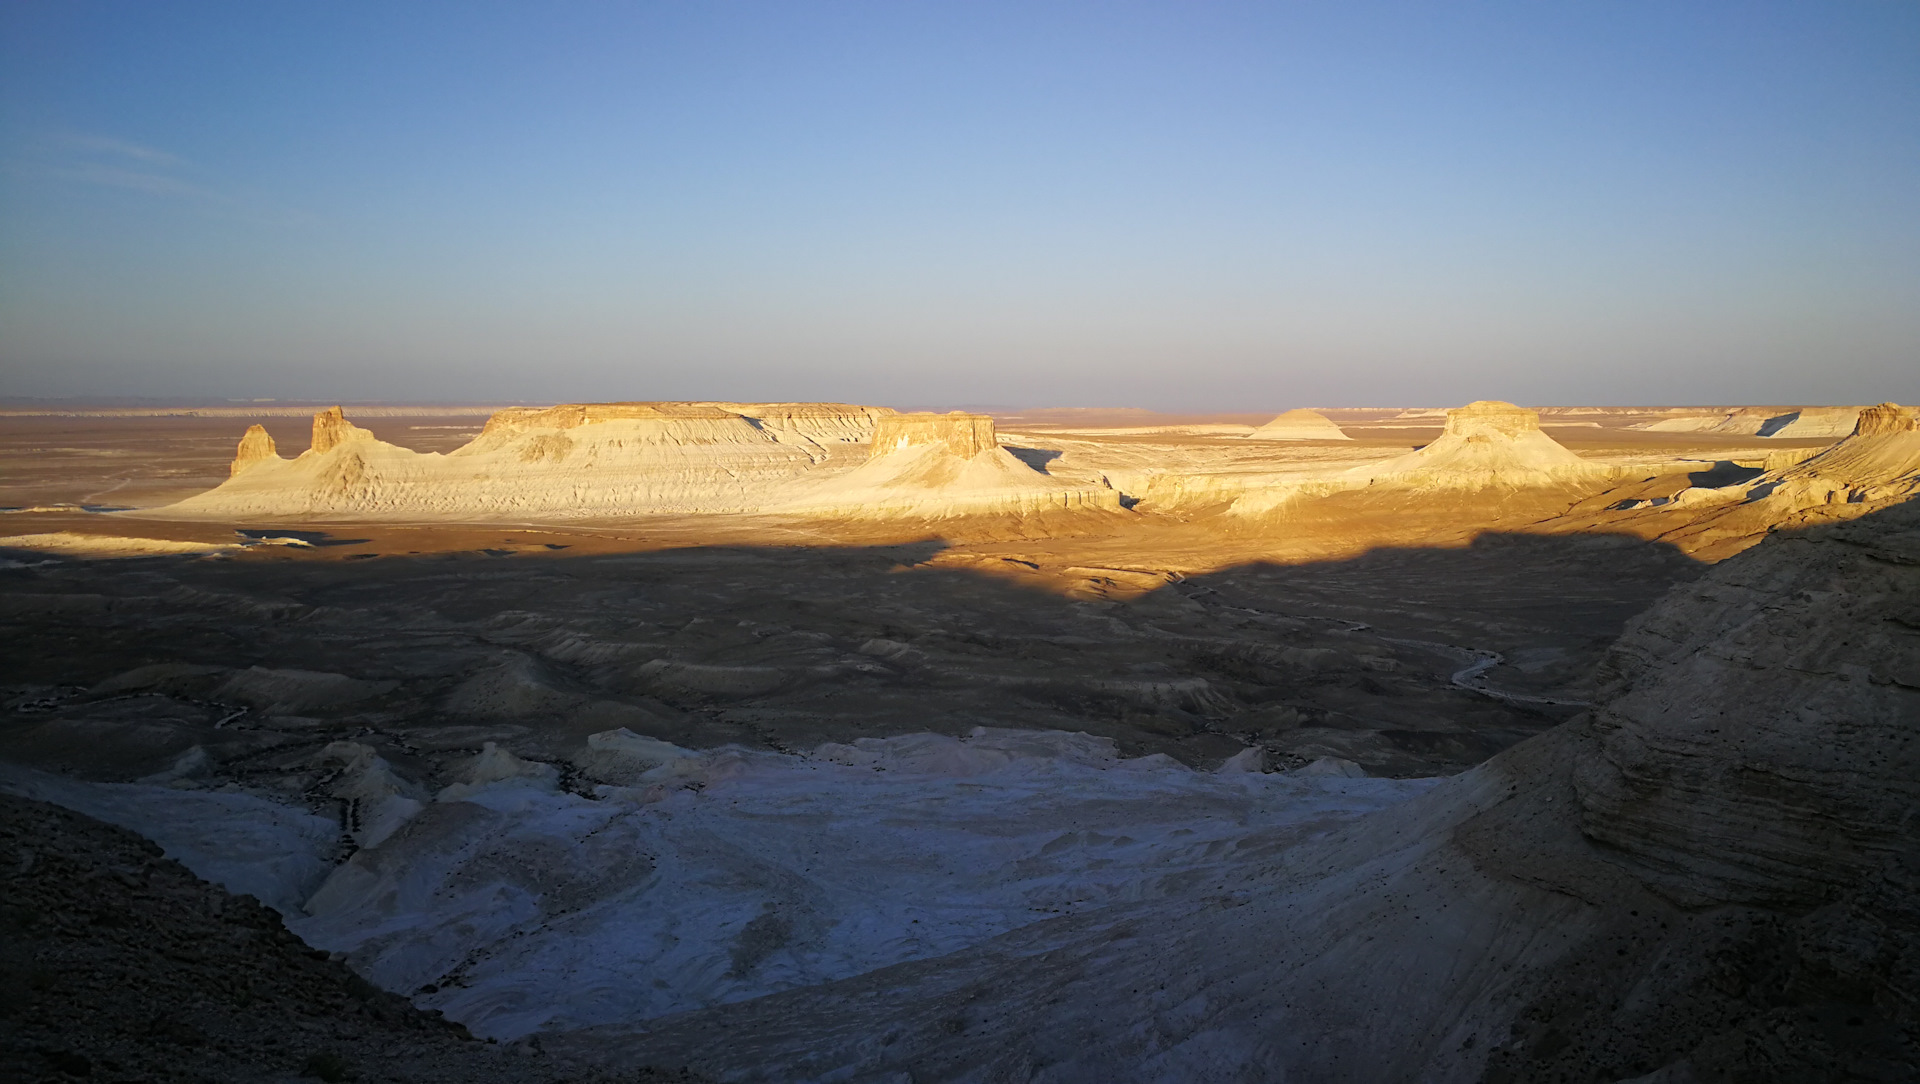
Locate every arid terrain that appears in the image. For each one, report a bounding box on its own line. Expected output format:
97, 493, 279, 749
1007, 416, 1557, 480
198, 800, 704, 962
2, 399, 1915, 1081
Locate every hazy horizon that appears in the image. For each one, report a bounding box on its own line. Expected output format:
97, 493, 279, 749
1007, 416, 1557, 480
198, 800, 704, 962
4, 2, 1917, 409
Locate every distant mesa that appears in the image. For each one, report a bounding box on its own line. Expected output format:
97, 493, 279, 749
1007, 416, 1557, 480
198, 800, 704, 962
1246, 408, 1352, 441
1635, 404, 1864, 438
1340, 400, 1610, 491
1746, 400, 1920, 508
775, 411, 1121, 518
170, 402, 1115, 522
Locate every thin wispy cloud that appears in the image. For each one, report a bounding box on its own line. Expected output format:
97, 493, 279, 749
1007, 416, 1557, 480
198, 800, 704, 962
7, 129, 223, 203
54, 132, 183, 166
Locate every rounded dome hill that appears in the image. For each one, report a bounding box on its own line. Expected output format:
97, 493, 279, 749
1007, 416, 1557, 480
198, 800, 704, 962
1342, 400, 1610, 491
1247, 409, 1352, 441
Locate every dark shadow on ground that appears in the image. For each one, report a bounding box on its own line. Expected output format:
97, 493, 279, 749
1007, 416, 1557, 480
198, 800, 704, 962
0, 524, 1702, 785
1686, 460, 1766, 488
1001, 445, 1064, 474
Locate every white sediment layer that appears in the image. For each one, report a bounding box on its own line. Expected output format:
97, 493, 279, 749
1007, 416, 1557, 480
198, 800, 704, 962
0, 732, 1433, 1042
160, 403, 1116, 521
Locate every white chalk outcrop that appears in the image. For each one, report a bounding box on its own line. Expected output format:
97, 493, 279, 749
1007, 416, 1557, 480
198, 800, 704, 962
163, 402, 889, 519
773, 411, 1122, 518
1636, 404, 1862, 438
1747, 400, 1920, 508
1339, 400, 1611, 491
159, 403, 1120, 522
1245, 408, 1352, 441
1649, 402, 1920, 524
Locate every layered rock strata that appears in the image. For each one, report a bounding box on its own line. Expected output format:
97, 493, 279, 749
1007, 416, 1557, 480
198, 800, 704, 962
557, 497, 1920, 1082
163, 403, 1118, 522
1341, 400, 1612, 491
167, 402, 890, 519
774, 411, 1122, 518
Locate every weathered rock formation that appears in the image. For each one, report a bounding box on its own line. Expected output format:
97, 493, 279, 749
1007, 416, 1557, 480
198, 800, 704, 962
309, 405, 371, 454
869, 411, 999, 458
1637, 404, 1864, 438
169, 402, 892, 520
1246, 408, 1352, 441
1640, 402, 1920, 547
163, 402, 1121, 523
229, 424, 278, 476
1341, 399, 1612, 491
775, 411, 1123, 518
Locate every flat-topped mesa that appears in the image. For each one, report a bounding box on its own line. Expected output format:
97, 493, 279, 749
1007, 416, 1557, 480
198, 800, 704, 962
229, 424, 279, 477
310, 406, 375, 455
1248, 408, 1352, 441
1443, 399, 1546, 440
465, 402, 892, 458
869, 412, 998, 460
1336, 399, 1610, 492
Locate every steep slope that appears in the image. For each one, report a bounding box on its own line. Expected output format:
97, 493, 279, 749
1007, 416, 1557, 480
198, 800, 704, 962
554, 497, 1920, 1082
159, 402, 892, 519
1341, 400, 1612, 491
774, 411, 1123, 518
0, 794, 701, 1083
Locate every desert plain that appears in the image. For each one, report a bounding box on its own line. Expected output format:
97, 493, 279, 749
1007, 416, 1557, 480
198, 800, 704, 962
1, 397, 1915, 1082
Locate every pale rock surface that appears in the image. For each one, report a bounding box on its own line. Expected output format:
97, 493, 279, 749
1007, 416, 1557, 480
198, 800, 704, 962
229, 423, 278, 475
1636, 404, 1863, 438
1648, 403, 1920, 529
1750, 400, 1920, 508
163, 402, 893, 519
1342, 400, 1612, 491
774, 412, 1122, 518
0, 532, 233, 558
315, 741, 426, 849
1245, 408, 1352, 440
1223, 400, 1612, 515
159, 402, 1117, 522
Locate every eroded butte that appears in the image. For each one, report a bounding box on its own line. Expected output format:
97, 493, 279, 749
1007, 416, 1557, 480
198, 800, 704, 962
2, 396, 1916, 1082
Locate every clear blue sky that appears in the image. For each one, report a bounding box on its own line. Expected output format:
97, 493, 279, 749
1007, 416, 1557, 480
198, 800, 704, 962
2, 1, 1916, 408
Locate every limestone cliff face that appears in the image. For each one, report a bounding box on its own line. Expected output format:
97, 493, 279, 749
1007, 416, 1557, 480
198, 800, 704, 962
309, 406, 375, 455
1576, 496, 1920, 909
228, 425, 279, 477
868, 412, 998, 459
165, 402, 1114, 522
